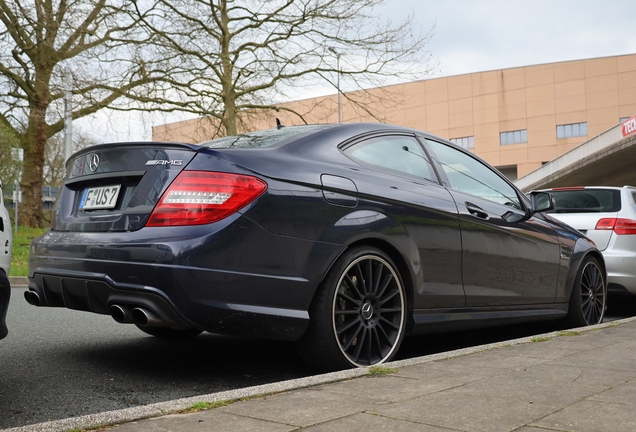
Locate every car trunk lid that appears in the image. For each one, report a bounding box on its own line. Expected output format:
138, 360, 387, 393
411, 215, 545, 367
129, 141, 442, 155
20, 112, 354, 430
547, 188, 622, 251
53, 143, 199, 232
547, 212, 616, 251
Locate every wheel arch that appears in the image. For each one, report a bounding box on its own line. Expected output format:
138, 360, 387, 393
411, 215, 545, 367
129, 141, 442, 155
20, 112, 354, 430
297, 237, 414, 370
561, 245, 607, 328
563, 239, 607, 302
311, 235, 417, 335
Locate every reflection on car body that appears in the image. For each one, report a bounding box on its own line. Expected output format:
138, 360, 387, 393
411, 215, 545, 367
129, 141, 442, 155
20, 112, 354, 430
26, 123, 606, 370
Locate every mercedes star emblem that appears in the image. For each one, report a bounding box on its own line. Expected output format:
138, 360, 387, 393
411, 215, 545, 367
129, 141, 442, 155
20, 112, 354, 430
88, 154, 100, 172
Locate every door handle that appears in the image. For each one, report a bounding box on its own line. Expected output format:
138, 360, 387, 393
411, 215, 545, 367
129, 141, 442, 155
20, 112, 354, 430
466, 202, 489, 220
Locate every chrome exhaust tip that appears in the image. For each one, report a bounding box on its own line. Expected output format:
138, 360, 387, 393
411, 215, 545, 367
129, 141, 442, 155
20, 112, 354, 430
24, 290, 41, 306
131, 307, 166, 327
109, 304, 134, 323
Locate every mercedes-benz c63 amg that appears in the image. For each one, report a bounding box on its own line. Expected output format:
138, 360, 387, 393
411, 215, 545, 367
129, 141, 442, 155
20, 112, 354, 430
26, 123, 606, 370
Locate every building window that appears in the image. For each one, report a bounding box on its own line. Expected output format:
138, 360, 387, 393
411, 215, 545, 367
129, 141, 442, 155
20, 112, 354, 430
556, 122, 587, 139
500, 129, 527, 145
450, 136, 474, 150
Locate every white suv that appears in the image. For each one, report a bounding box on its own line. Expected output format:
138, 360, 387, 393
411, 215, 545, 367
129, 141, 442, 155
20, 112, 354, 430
541, 186, 636, 296
0, 183, 11, 339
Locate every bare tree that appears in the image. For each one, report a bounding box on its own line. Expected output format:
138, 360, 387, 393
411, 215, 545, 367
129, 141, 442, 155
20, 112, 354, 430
1, 0, 434, 227
137, 0, 436, 138
44, 130, 96, 187
0, 123, 20, 189
0, 0, 185, 227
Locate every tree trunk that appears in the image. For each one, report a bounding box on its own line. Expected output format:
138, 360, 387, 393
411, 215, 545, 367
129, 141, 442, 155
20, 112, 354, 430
221, 89, 238, 136
219, 0, 237, 136
20, 107, 48, 228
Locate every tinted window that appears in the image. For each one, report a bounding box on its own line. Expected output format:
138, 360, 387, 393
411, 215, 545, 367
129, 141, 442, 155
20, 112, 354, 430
198, 125, 331, 149
344, 136, 437, 182
500, 129, 528, 145
548, 189, 621, 213
426, 140, 522, 209
557, 122, 587, 139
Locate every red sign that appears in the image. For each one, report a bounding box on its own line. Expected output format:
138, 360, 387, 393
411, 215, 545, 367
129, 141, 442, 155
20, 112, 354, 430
621, 115, 636, 137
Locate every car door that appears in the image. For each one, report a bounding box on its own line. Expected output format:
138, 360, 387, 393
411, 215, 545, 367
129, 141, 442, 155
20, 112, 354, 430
341, 134, 465, 308
424, 139, 561, 306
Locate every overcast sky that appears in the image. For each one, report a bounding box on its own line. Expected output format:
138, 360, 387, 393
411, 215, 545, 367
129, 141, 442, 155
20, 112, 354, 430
83, 0, 636, 142
380, 0, 636, 77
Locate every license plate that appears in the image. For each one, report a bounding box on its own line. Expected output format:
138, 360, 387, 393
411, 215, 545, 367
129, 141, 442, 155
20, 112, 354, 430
80, 185, 121, 210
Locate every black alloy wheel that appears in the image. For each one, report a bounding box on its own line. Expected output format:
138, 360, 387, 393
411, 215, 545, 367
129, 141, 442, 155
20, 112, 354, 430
297, 246, 407, 371
564, 256, 606, 328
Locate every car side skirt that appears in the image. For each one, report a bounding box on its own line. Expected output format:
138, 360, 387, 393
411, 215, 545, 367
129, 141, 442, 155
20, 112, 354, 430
409, 305, 568, 335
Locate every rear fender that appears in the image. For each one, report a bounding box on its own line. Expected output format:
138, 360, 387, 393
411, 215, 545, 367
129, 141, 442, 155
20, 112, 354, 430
314, 210, 420, 295
302, 210, 418, 335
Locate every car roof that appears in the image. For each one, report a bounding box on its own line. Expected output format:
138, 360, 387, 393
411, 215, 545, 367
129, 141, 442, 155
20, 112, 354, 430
196, 122, 448, 150
75, 123, 454, 158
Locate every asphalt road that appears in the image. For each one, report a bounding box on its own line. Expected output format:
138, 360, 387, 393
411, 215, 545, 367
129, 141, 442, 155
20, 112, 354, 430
1, 286, 634, 429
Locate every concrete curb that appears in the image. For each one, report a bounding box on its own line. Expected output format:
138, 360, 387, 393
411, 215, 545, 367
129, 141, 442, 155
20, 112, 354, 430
4, 315, 635, 432
9, 277, 28, 286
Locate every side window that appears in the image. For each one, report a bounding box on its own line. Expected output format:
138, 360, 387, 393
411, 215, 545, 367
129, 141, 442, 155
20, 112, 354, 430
343, 136, 437, 182
426, 140, 522, 209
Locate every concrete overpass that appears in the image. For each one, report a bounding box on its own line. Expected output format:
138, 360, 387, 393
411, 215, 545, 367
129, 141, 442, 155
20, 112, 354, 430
514, 124, 636, 192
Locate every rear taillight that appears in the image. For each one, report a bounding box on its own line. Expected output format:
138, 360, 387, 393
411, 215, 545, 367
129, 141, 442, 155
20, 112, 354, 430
146, 171, 267, 227
595, 218, 636, 235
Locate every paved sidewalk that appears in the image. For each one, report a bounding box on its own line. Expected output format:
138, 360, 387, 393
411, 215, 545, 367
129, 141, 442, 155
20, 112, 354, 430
6, 317, 636, 432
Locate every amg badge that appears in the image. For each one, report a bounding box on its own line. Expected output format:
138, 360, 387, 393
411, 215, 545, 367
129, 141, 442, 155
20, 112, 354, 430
145, 160, 183, 166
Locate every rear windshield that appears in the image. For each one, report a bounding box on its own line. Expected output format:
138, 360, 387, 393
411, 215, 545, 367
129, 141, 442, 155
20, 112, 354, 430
547, 189, 622, 213
198, 125, 331, 149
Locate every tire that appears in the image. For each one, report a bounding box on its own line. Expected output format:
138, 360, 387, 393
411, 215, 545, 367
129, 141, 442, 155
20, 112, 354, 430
135, 325, 203, 340
297, 246, 407, 371
563, 255, 606, 328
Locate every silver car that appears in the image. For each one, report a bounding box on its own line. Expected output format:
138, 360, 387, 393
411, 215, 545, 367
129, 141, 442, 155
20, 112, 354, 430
0, 182, 11, 339
542, 186, 636, 296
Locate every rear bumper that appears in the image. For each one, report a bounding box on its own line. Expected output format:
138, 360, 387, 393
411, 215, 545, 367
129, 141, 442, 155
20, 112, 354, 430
27, 216, 344, 341
0, 269, 11, 340
26, 270, 311, 340
602, 249, 636, 295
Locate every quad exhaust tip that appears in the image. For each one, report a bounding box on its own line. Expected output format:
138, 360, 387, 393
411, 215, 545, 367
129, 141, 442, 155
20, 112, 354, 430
24, 294, 174, 329
131, 307, 165, 327
109, 304, 134, 324
24, 291, 41, 306
109, 304, 166, 327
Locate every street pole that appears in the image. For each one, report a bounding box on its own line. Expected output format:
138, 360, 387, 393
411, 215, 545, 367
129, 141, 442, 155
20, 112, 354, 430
64, 91, 72, 162
328, 48, 341, 123
336, 54, 341, 124
14, 180, 18, 234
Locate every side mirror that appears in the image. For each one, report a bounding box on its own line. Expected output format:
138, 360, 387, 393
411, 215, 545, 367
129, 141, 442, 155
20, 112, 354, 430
528, 191, 554, 214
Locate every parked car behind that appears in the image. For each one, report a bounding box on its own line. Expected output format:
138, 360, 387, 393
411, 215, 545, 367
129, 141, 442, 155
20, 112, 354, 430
26, 123, 606, 371
0, 182, 12, 340
541, 186, 636, 297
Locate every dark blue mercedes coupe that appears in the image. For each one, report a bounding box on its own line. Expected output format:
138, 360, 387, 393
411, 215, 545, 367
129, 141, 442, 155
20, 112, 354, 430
26, 122, 606, 371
